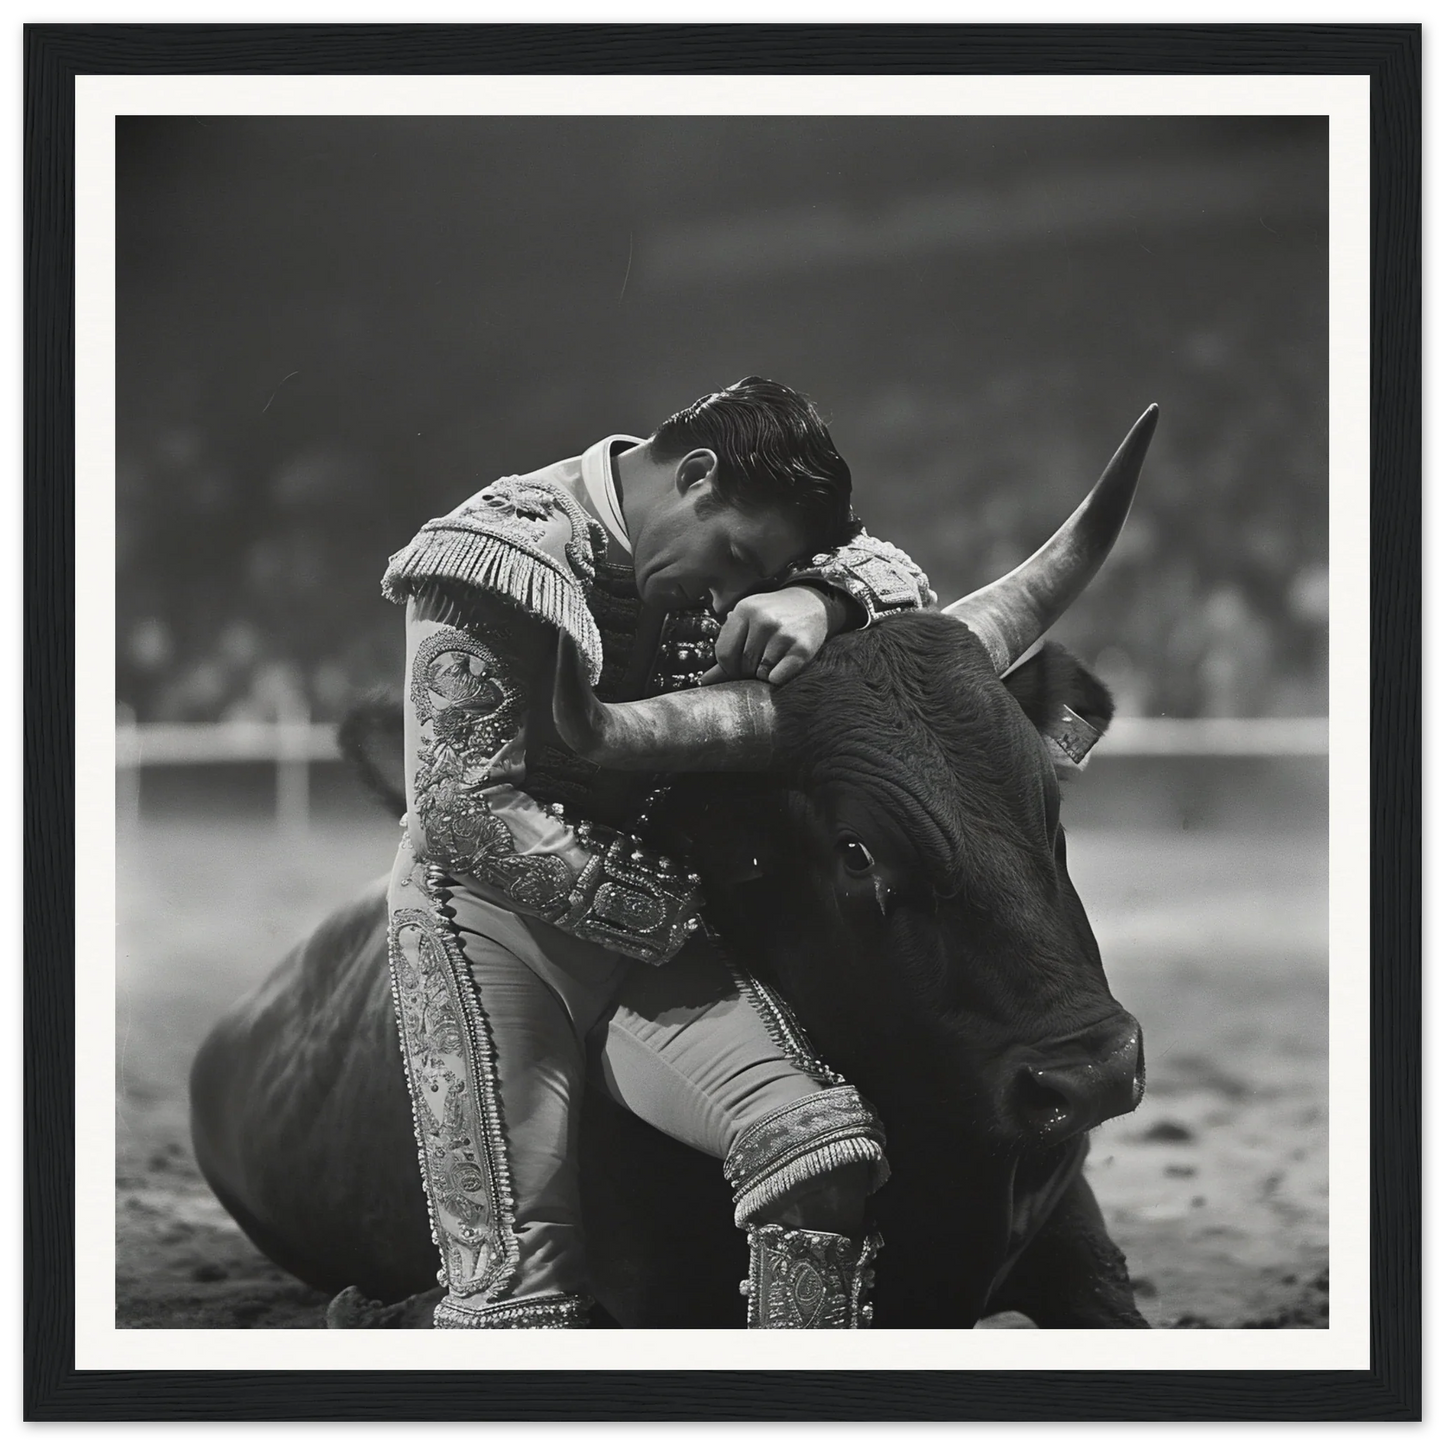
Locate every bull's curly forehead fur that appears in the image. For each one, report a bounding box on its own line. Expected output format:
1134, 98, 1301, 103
773, 611, 1059, 898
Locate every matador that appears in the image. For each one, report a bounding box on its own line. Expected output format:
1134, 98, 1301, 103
380, 378, 935, 1328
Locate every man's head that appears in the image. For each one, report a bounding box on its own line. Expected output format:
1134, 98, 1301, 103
617, 378, 855, 614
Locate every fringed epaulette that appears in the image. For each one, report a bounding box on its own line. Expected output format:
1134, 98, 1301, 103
382, 475, 608, 684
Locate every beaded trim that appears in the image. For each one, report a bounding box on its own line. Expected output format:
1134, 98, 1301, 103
724, 1086, 890, 1227
404, 607, 702, 962
386, 843, 520, 1301
543, 804, 703, 964
648, 609, 721, 694
434, 1291, 594, 1330
729, 964, 845, 1087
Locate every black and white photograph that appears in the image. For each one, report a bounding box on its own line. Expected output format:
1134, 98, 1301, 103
10, 6, 1423, 1417
101, 97, 1349, 1349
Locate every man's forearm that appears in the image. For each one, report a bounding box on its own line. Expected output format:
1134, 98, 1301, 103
791, 581, 859, 637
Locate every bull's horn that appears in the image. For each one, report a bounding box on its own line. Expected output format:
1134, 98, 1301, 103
944, 404, 1158, 674
552, 636, 778, 772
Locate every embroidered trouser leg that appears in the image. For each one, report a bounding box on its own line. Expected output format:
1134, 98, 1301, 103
591, 949, 887, 1209
387, 841, 886, 1328
388, 841, 617, 1327
594, 953, 888, 1328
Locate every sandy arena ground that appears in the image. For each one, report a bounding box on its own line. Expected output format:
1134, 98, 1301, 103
114, 796, 1328, 1331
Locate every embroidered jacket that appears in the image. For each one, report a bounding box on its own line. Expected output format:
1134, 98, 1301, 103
382, 436, 933, 964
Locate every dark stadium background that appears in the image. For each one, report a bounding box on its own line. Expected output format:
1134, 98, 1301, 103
116, 114, 1326, 729
114, 115, 1331, 1330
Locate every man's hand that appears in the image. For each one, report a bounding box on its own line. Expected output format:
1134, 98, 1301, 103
700, 585, 849, 687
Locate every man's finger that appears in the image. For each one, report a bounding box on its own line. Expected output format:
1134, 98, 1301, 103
738, 619, 778, 679
757, 633, 795, 673
712, 612, 747, 675
763, 643, 813, 687
698, 663, 728, 686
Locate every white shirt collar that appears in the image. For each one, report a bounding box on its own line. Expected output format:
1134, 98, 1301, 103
580, 434, 643, 555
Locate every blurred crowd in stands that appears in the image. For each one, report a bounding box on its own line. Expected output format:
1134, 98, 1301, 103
117, 114, 1328, 725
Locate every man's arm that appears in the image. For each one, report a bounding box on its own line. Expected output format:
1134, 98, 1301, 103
404, 583, 701, 964
704, 529, 936, 685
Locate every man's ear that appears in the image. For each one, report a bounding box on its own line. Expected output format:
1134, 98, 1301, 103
673, 448, 719, 497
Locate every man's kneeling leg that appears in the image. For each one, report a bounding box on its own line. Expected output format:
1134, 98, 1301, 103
725, 1091, 886, 1329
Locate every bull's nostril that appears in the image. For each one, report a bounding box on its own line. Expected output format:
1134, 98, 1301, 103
1015, 1068, 1075, 1131
1000, 1017, 1146, 1144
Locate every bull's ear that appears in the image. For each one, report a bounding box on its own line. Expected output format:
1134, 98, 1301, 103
1002, 642, 1115, 735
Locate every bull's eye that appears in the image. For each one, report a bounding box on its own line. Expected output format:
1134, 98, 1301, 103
838, 837, 875, 875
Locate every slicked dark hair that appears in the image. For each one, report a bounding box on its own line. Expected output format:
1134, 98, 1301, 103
649, 377, 857, 552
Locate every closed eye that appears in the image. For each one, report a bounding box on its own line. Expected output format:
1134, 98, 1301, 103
731, 544, 765, 577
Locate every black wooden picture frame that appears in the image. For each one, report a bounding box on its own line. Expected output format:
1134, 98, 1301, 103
24, 22, 1420, 1421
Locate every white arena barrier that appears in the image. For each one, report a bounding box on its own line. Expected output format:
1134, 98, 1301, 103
113, 711, 1328, 836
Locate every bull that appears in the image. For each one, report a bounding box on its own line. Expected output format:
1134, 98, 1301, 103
190, 408, 1159, 1328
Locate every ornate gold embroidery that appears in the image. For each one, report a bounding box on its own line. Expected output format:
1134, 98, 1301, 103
742, 1225, 881, 1328
554, 821, 702, 963
458, 477, 560, 532
410, 626, 575, 913
647, 609, 721, 694
409, 625, 703, 962
723, 1086, 889, 1226
445, 474, 608, 608
387, 849, 519, 1301
434, 1292, 593, 1329
780, 531, 936, 623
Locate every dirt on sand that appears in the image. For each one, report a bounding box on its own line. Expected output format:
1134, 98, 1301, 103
115, 809, 1329, 1331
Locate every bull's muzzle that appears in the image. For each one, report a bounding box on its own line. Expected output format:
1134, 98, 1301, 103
1005, 1014, 1145, 1143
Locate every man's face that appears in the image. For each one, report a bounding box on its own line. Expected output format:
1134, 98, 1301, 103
630, 483, 813, 617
